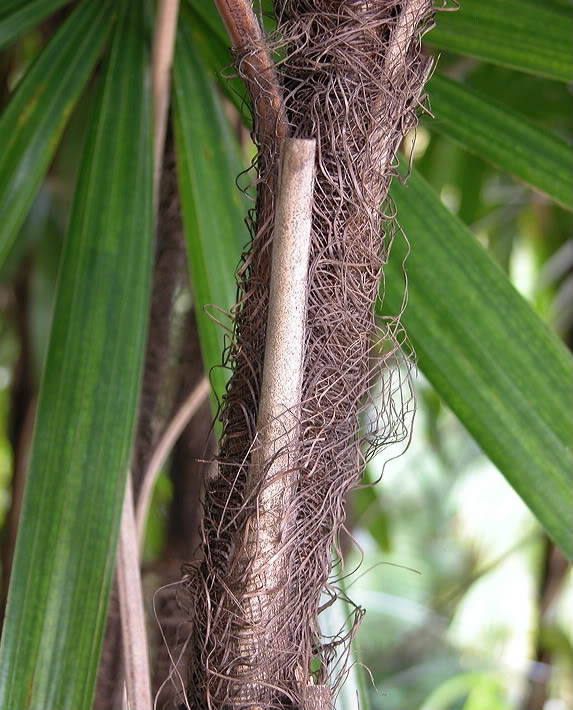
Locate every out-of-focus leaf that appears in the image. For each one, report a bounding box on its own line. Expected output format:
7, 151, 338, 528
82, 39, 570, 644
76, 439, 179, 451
463, 63, 572, 137
173, 18, 246, 409
0, 2, 152, 707
354, 468, 392, 553
0, 0, 72, 49
420, 672, 508, 710
463, 676, 509, 710
427, 75, 572, 211
187, 0, 227, 43
0, 0, 113, 271
427, 0, 572, 83
382, 163, 573, 561
538, 624, 573, 666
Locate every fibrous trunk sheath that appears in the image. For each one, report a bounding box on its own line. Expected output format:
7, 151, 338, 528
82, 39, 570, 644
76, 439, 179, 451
180, 2, 436, 708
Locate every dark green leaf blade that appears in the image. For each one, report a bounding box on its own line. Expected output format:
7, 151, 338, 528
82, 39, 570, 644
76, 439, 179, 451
0, 2, 152, 707
173, 19, 246, 408
383, 165, 572, 560
0, 0, 113, 270
0, 0, 72, 49
427, 75, 573, 211
427, 0, 573, 83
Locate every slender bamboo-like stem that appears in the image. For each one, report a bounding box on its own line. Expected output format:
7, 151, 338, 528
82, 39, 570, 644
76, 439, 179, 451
152, 0, 180, 199
136, 376, 210, 551
240, 137, 316, 704
213, 0, 288, 147
117, 475, 152, 710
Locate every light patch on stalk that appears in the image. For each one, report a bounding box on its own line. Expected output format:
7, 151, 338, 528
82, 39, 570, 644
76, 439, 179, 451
240, 137, 316, 704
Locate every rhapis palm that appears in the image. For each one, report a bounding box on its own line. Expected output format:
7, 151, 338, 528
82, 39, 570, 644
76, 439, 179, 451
0, 1, 570, 709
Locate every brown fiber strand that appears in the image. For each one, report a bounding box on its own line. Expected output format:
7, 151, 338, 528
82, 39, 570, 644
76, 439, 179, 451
179, 2, 442, 708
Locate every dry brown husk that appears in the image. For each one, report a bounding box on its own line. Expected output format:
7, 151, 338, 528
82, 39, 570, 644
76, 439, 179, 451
178, 2, 441, 708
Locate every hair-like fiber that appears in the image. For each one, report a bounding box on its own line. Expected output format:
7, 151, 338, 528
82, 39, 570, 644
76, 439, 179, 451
179, 2, 441, 708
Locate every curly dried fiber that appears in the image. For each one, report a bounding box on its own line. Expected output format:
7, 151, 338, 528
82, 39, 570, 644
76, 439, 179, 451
179, 2, 437, 708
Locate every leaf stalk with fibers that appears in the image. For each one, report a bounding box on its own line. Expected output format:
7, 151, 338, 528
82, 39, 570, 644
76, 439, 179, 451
239, 137, 316, 706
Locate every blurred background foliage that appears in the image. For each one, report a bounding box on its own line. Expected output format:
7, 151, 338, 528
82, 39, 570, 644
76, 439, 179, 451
0, 1, 571, 709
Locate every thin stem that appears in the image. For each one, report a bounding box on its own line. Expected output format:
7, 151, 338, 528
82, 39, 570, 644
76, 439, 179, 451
136, 376, 210, 552
117, 475, 153, 710
241, 137, 316, 703
385, 0, 431, 75
374, 0, 433, 186
213, 0, 288, 147
152, 0, 180, 200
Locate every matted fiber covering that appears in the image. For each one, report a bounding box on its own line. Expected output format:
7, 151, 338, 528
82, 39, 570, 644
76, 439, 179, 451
178, 1, 443, 707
